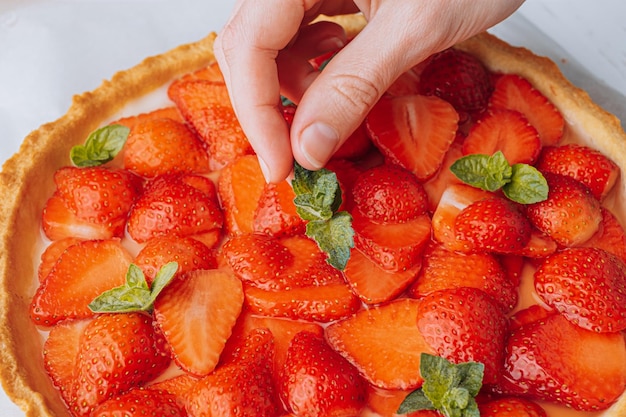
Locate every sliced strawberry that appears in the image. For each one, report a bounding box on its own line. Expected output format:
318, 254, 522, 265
244, 280, 361, 323
38, 237, 82, 281
489, 74, 565, 146
110, 106, 185, 129
71, 312, 170, 416
478, 397, 547, 417
407, 242, 518, 313
583, 207, 626, 263
526, 173, 602, 247
186, 328, 281, 417
418, 48, 493, 116
220, 311, 324, 377
280, 331, 367, 417
536, 143, 620, 200
454, 196, 532, 254
344, 247, 421, 305
325, 298, 436, 390
324, 158, 367, 212
501, 313, 626, 411
90, 388, 186, 417
123, 117, 209, 178
461, 109, 542, 165
127, 173, 223, 243
352, 164, 429, 223
153, 269, 244, 376
431, 183, 494, 252
42, 194, 120, 241
169, 80, 254, 170
134, 235, 217, 284
253, 180, 306, 237
385, 67, 421, 97
51, 166, 142, 237
423, 140, 464, 212
416, 287, 508, 385
353, 211, 431, 272
30, 239, 133, 327
217, 154, 267, 235
534, 247, 626, 332
43, 318, 92, 407
365, 94, 459, 181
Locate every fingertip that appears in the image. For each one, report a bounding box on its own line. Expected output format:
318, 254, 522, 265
295, 122, 341, 170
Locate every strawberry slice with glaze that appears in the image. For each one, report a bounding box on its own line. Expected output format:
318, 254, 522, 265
489, 74, 565, 146
462, 109, 542, 165
343, 247, 421, 305
253, 180, 306, 237
500, 313, 626, 411
153, 268, 244, 376
416, 287, 508, 385
365, 94, 459, 181
280, 331, 367, 417
534, 247, 626, 333
583, 207, 626, 263
325, 298, 436, 390
536, 143, 620, 200
407, 242, 518, 313
30, 239, 133, 327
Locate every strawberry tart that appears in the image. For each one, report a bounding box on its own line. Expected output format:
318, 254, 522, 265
1, 13, 625, 417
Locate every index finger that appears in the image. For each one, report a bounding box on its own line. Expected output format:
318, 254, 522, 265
214, 0, 308, 183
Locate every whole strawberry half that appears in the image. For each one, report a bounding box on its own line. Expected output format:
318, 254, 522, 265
123, 116, 210, 178
534, 247, 626, 332
501, 313, 626, 411
416, 287, 508, 385
351, 163, 429, 223
52, 166, 143, 237
454, 196, 532, 254
526, 172, 602, 247
127, 173, 223, 243
71, 312, 170, 416
536, 143, 619, 200
280, 331, 367, 417
418, 48, 493, 116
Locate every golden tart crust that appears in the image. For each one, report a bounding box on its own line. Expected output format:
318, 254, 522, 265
1, 14, 625, 417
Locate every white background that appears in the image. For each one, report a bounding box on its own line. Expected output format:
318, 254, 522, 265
1, 1, 625, 415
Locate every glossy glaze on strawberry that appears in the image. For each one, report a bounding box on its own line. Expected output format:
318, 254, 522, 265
28, 41, 626, 417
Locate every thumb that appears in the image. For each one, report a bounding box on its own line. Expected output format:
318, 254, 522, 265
290, 13, 430, 171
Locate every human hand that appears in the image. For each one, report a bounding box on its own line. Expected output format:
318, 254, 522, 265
214, 0, 525, 183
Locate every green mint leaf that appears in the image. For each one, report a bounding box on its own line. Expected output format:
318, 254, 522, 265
503, 163, 549, 204
449, 151, 512, 192
398, 353, 484, 417
281, 96, 295, 107
292, 161, 354, 270
306, 211, 354, 270
70, 124, 129, 167
397, 389, 435, 414
450, 151, 549, 205
89, 262, 178, 313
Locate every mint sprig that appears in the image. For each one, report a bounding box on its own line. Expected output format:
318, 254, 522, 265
70, 124, 129, 167
292, 162, 354, 270
89, 262, 178, 313
398, 353, 484, 417
450, 151, 548, 204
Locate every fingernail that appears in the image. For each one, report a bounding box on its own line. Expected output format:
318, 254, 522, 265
258, 156, 272, 183
300, 122, 340, 169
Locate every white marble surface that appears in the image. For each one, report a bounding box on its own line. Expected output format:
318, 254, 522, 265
1, 1, 625, 415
